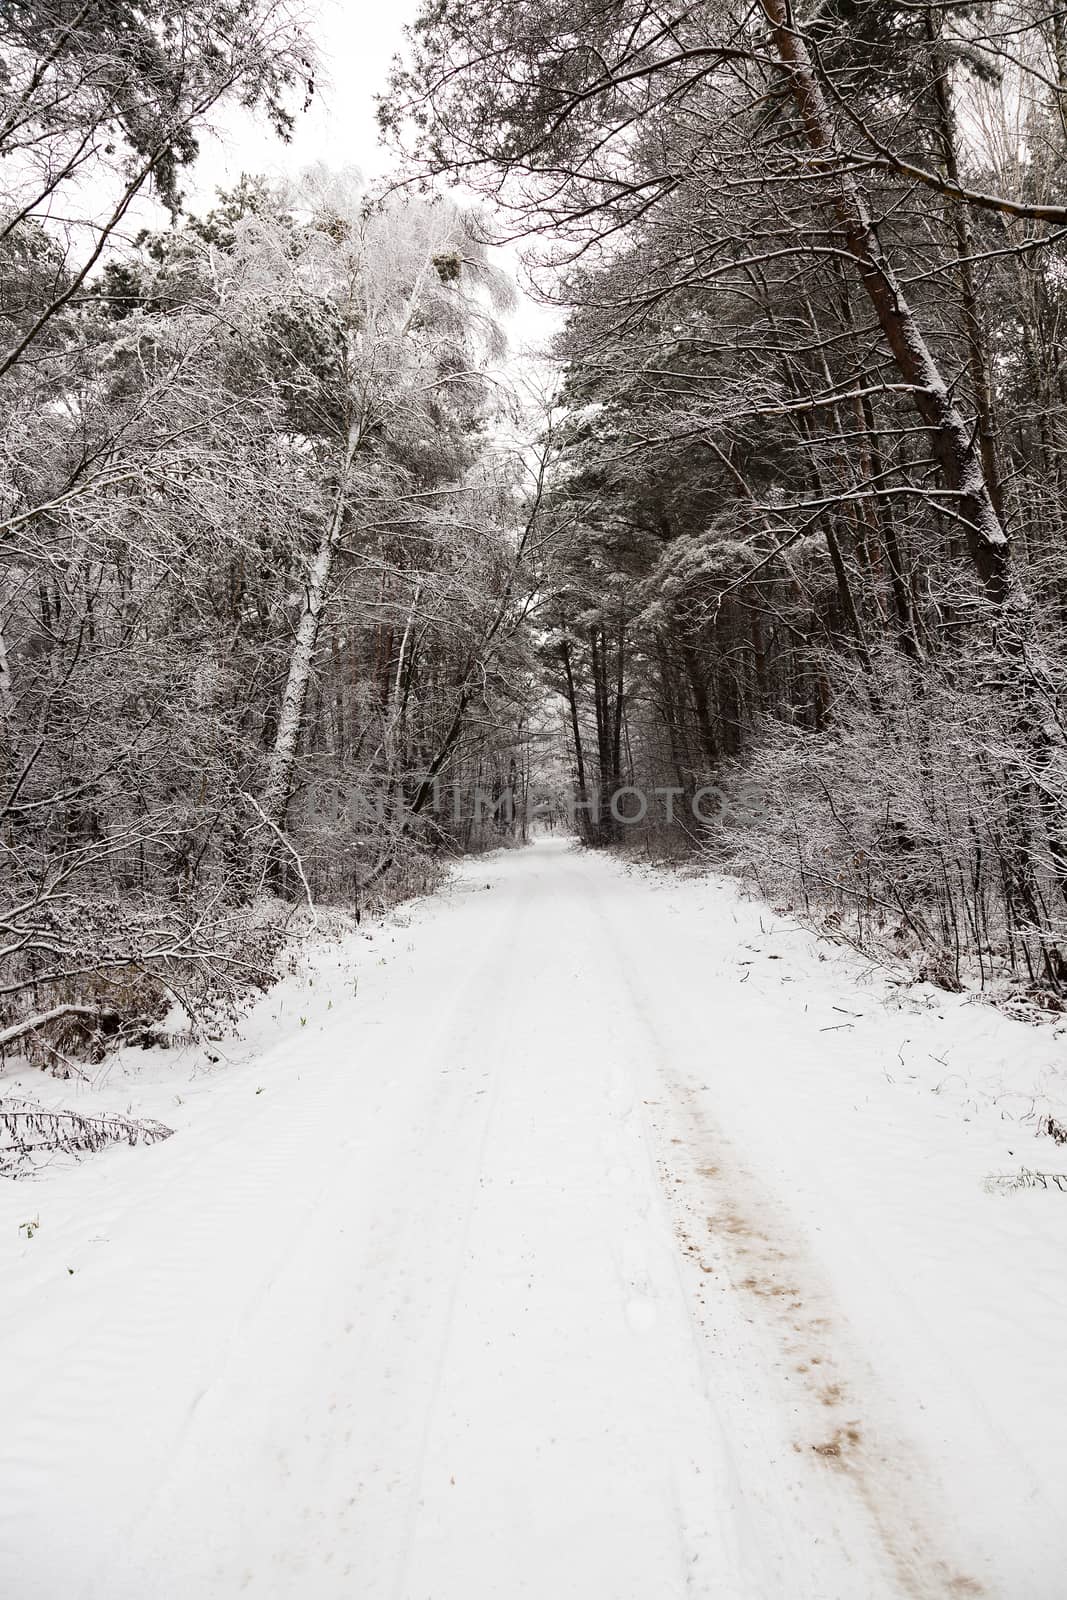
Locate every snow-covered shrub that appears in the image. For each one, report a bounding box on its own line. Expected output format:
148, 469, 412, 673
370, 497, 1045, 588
719, 646, 1067, 992
0, 897, 290, 1074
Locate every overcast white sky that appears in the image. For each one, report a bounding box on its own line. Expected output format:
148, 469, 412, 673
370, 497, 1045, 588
192, 0, 409, 199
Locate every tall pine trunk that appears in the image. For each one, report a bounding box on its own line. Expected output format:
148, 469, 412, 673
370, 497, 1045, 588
759, 0, 1013, 606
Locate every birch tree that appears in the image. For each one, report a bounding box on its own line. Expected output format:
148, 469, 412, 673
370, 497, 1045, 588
210, 175, 512, 848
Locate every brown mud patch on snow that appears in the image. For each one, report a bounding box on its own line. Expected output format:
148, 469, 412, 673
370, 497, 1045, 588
651, 1078, 987, 1600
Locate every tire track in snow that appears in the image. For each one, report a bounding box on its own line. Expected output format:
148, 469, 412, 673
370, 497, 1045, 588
391, 842, 765, 1599
663, 1083, 985, 1600
579, 850, 989, 1599
591, 974, 774, 1597
386, 876, 530, 1600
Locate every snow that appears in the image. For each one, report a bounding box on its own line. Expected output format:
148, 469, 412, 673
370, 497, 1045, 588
1, 836, 1065, 1598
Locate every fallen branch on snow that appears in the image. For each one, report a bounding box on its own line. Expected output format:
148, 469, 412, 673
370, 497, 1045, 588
983, 1168, 1067, 1194
0, 1099, 173, 1176
0, 1004, 118, 1052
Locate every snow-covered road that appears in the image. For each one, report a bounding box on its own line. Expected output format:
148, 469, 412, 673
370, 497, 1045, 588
2, 837, 1065, 1598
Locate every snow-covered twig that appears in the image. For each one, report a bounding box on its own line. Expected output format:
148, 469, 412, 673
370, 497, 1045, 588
240, 792, 318, 933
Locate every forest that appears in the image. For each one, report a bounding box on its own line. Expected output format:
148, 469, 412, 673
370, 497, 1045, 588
5, 0, 1067, 1062
3, 6, 1067, 1596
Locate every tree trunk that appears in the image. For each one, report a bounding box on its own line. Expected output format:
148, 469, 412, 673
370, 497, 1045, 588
759, 0, 1013, 606
925, 7, 1003, 520
560, 637, 589, 827
259, 435, 357, 837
